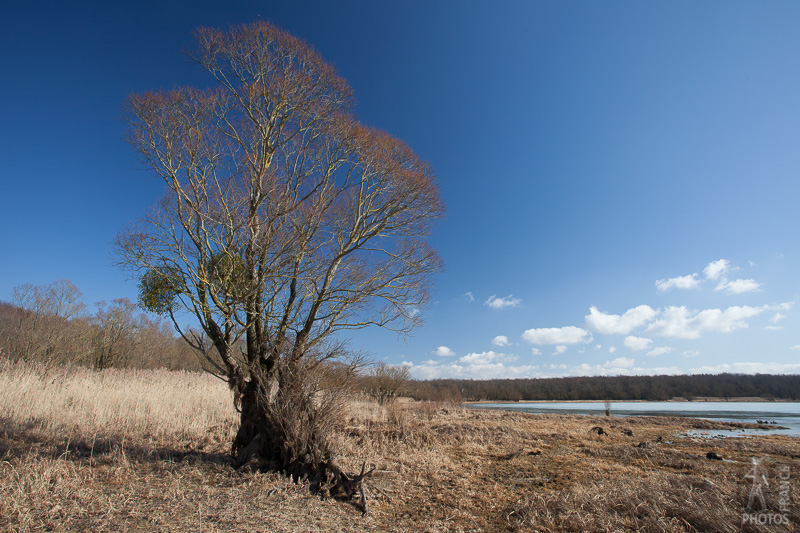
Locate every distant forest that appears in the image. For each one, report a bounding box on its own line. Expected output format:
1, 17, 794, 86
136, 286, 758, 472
407, 374, 800, 402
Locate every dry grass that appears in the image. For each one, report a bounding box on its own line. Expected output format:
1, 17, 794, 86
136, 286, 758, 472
0, 358, 237, 447
1, 359, 798, 532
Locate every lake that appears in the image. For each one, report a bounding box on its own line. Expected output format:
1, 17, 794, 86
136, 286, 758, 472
464, 401, 800, 437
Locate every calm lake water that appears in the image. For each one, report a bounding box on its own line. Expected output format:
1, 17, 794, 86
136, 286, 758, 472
465, 401, 800, 437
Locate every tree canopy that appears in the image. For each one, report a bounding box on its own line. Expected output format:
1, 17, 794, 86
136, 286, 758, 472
116, 21, 444, 505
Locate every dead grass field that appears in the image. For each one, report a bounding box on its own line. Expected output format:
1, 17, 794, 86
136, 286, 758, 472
1, 359, 798, 532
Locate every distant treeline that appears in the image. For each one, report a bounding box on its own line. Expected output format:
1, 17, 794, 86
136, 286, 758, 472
0, 279, 204, 371
407, 373, 800, 402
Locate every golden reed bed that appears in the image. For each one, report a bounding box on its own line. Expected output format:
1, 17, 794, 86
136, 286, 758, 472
1, 359, 798, 532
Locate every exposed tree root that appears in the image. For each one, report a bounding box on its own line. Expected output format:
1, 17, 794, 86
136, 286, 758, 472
230, 366, 374, 513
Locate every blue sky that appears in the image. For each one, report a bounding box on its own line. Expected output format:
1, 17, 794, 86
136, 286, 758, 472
2, 1, 800, 379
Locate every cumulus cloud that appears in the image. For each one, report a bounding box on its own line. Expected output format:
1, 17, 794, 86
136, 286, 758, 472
656, 259, 763, 294
554, 345, 567, 355
405, 352, 527, 380
570, 357, 654, 377
609, 346, 617, 354
771, 313, 787, 323
457, 351, 515, 365
703, 259, 731, 280
585, 305, 657, 335
689, 362, 800, 375
432, 346, 455, 357
403, 358, 686, 380
522, 326, 592, 345
492, 335, 511, 347
485, 294, 522, 310
608, 357, 635, 368
655, 274, 700, 292
646, 346, 674, 357
644, 305, 770, 339
623, 336, 653, 351
531, 347, 541, 355
715, 278, 761, 294
407, 361, 538, 380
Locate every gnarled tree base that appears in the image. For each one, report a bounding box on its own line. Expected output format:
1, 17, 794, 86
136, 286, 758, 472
231, 369, 374, 513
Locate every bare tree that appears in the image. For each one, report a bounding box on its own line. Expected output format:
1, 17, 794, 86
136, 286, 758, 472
116, 21, 444, 504
364, 362, 411, 405
91, 298, 138, 369
5, 279, 88, 363
12, 279, 86, 321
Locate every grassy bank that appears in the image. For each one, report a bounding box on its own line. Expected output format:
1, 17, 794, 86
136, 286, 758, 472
1, 359, 798, 532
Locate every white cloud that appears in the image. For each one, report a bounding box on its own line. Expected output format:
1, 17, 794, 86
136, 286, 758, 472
771, 313, 787, 323
644, 304, 770, 339
571, 357, 646, 376
689, 362, 800, 375
485, 294, 522, 310
608, 357, 635, 368
595, 344, 602, 350
585, 305, 657, 335
553, 345, 567, 355
464, 292, 475, 302
404, 358, 681, 380
407, 355, 800, 380
715, 278, 761, 294
432, 346, 455, 357
655, 274, 700, 292
623, 336, 653, 351
608, 346, 617, 354
682, 350, 700, 358
656, 260, 762, 294
492, 335, 511, 347
703, 259, 731, 280
407, 361, 540, 380
458, 350, 515, 365
764, 326, 783, 331
790, 345, 800, 351
531, 347, 541, 355
646, 346, 674, 357
522, 326, 592, 345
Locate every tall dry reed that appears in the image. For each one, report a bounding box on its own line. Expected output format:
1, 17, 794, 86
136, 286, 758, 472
0, 357, 237, 447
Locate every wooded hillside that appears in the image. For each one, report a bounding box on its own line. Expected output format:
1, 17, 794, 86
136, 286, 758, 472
408, 373, 800, 402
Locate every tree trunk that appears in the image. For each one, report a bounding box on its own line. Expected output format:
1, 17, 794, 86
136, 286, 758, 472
230, 366, 373, 511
